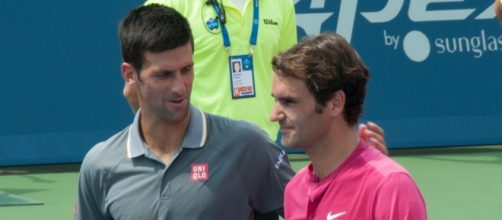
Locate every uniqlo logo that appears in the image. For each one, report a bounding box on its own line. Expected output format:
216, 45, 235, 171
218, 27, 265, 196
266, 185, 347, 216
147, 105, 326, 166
191, 163, 209, 181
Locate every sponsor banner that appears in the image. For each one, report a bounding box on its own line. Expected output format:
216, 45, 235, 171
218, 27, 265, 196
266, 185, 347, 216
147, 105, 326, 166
1, 0, 500, 167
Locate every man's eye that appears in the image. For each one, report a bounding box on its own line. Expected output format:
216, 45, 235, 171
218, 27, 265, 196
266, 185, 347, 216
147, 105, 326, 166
281, 99, 293, 105
156, 72, 172, 78
182, 66, 194, 74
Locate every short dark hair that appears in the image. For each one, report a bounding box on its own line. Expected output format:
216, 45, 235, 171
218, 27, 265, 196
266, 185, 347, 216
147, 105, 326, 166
272, 32, 369, 125
118, 4, 193, 72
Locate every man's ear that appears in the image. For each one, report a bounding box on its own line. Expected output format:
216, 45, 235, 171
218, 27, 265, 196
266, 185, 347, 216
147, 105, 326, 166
121, 62, 137, 85
330, 90, 345, 116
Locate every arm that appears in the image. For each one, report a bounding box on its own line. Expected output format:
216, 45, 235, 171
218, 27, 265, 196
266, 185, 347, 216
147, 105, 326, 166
359, 121, 388, 155
251, 143, 294, 219
243, 125, 295, 219
75, 157, 109, 220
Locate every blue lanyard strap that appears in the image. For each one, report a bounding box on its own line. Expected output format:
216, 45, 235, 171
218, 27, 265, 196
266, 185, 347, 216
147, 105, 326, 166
249, 0, 259, 46
213, 0, 259, 51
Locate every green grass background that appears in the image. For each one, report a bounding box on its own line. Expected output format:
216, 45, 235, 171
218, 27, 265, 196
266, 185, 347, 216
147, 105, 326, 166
1, 145, 501, 219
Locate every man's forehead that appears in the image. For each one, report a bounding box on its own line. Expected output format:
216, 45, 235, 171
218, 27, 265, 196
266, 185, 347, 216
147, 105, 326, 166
142, 47, 192, 68
273, 73, 304, 86
272, 74, 308, 96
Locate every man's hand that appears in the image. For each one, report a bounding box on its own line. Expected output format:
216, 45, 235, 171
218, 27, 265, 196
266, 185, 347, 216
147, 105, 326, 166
359, 121, 388, 155
496, 0, 502, 24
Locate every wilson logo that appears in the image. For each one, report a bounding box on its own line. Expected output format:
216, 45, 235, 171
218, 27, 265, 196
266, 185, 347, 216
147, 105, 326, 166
263, 19, 278, 25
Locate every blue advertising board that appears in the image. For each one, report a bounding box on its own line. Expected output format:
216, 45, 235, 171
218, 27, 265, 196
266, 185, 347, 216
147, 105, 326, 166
0, 0, 143, 166
0, 0, 501, 166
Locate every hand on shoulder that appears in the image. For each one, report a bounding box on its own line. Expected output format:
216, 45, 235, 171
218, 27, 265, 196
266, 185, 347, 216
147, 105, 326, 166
359, 121, 388, 155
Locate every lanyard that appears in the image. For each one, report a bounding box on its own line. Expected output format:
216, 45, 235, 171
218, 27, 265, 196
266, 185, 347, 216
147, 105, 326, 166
211, 0, 259, 54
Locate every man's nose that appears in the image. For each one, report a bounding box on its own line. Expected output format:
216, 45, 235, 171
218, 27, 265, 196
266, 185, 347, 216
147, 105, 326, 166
269, 103, 285, 122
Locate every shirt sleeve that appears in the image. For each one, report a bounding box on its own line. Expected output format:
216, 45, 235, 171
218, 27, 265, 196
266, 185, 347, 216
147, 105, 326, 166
372, 173, 428, 220
75, 149, 109, 220
278, 0, 298, 52
245, 129, 296, 215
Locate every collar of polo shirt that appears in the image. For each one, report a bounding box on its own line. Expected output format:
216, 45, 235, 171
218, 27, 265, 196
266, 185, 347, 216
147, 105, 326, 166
126, 105, 208, 158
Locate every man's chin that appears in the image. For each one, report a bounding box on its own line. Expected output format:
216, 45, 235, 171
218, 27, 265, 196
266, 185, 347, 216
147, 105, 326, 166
164, 108, 190, 123
281, 140, 300, 149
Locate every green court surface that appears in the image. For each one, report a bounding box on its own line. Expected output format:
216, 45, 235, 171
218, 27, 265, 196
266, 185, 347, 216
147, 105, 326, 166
0, 145, 501, 220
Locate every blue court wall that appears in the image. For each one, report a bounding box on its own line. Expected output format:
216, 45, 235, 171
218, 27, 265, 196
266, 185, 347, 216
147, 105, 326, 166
0, 0, 501, 166
0, 0, 143, 166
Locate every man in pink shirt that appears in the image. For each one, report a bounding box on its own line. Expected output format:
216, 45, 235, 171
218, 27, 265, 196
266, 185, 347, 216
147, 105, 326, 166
270, 32, 427, 220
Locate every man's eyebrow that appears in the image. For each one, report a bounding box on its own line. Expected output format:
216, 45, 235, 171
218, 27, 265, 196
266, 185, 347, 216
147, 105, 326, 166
273, 95, 296, 102
183, 63, 194, 69
157, 70, 174, 74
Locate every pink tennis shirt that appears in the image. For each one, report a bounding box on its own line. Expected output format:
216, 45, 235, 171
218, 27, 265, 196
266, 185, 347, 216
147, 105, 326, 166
284, 141, 427, 220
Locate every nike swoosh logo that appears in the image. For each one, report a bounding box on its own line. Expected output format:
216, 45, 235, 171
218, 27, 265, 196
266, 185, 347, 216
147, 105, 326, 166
327, 211, 346, 220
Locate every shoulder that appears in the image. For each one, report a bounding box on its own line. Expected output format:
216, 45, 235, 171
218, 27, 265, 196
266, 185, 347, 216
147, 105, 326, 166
359, 147, 427, 219
80, 127, 129, 175
268, 0, 295, 7
346, 143, 421, 192
144, 0, 204, 13
286, 165, 309, 188
274, 0, 296, 13
262, 0, 295, 14
358, 143, 410, 178
206, 113, 272, 144
372, 169, 421, 196
357, 146, 425, 208
372, 172, 427, 219
205, 112, 291, 171
205, 113, 282, 158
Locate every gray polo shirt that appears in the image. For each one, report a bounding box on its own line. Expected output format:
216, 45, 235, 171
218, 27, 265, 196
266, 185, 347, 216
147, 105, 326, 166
76, 105, 294, 220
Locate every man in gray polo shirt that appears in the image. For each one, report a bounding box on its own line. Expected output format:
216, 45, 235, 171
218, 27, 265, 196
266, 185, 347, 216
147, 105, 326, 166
75, 4, 292, 220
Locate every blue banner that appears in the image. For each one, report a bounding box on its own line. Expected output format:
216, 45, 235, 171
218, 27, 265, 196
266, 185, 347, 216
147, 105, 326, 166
0, 0, 500, 166
0, 0, 143, 166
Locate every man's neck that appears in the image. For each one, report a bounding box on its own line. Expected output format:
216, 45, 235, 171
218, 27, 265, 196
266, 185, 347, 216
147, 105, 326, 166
306, 122, 359, 180
139, 113, 191, 164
